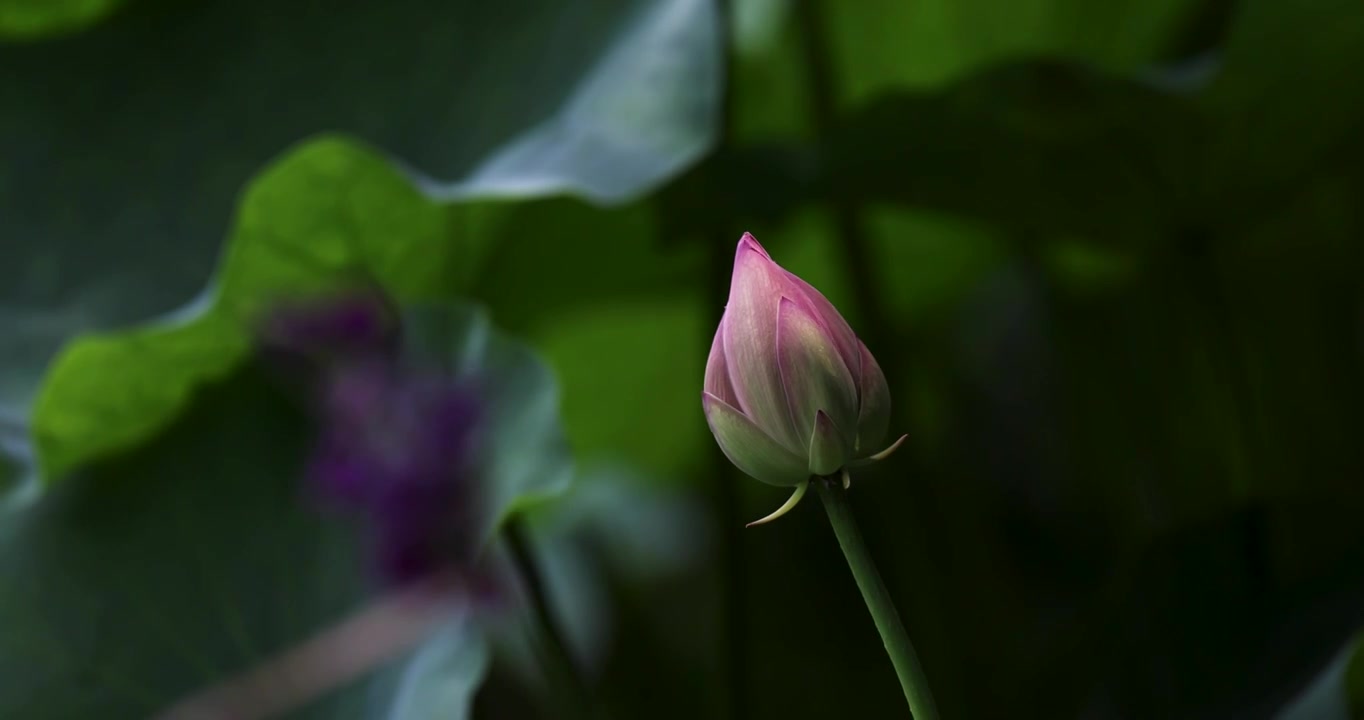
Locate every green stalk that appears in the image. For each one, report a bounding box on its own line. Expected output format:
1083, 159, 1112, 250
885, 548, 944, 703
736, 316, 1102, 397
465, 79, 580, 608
815, 477, 940, 719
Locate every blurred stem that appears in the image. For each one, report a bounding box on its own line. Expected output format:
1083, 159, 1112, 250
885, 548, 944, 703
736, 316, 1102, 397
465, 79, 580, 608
505, 517, 595, 720
1180, 233, 1270, 591
793, 0, 890, 344
816, 477, 939, 720
1181, 233, 1268, 494
709, 399, 750, 718
710, 0, 750, 718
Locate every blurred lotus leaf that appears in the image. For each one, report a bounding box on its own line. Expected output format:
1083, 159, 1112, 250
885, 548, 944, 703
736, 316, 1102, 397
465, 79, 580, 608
0, 0, 123, 40
0, 294, 575, 716
29, 136, 459, 482
1276, 631, 1364, 720
0, 0, 719, 412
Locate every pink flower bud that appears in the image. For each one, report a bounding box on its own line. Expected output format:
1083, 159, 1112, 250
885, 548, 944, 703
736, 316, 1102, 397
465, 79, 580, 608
703, 234, 906, 497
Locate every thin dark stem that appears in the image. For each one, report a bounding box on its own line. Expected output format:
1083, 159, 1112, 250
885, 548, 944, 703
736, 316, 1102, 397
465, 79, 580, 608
815, 478, 940, 719
709, 0, 749, 718
709, 364, 749, 720
1181, 232, 1272, 490
504, 517, 594, 720
1179, 233, 1271, 593
711, 423, 748, 720
792, 0, 890, 344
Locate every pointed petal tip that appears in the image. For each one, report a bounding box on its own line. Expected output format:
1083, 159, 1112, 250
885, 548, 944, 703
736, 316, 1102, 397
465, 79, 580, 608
745, 480, 810, 528
849, 433, 909, 468
738, 232, 770, 258
731, 234, 779, 286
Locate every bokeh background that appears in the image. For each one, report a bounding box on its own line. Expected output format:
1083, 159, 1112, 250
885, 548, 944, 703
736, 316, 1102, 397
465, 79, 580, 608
2, 0, 1363, 718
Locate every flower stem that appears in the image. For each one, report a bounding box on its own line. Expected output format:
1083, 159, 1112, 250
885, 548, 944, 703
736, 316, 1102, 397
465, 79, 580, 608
815, 477, 939, 719
504, 517, 594, 719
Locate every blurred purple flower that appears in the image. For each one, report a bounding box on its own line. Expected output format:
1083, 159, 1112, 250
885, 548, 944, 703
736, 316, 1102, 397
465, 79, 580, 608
258, 293, 485, 587
258, 291, 399, 368
309, 362, 483, 585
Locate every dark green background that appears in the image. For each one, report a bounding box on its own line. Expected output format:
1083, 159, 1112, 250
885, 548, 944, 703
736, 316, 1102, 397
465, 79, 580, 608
2, 0, 1363, 718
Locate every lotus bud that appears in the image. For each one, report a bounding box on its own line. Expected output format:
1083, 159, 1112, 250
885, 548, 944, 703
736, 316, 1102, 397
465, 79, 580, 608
702, 233, 907, 525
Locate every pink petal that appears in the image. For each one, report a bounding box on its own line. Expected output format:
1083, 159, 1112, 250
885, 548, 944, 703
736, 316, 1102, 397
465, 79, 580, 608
776, 269, 863, 391
733, 233, 861, 403
776, 297, 859, 448
723, 240, 800, 449
854, 340, 892, 455
738, 232, 771, 259
703, 319, 739, 407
